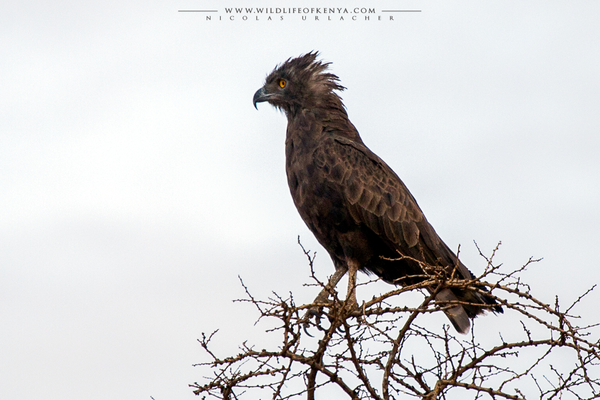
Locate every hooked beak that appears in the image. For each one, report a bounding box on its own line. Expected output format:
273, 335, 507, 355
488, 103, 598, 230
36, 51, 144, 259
253, 87, 270, 110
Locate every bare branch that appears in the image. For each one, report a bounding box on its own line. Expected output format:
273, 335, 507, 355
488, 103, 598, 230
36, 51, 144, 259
192, 244, 600, 399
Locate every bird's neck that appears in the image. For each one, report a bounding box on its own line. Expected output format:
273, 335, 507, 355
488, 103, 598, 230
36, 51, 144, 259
285, 105, 361, 145
285, 109, 322, 149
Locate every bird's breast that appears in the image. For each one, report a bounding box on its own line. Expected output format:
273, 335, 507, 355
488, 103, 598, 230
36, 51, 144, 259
286, 138, 353, 234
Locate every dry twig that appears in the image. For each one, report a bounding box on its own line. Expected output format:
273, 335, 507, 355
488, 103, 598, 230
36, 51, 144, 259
191, 243, 600, 399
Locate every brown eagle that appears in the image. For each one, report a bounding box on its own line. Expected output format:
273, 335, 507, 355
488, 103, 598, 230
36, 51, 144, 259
253, 52, 501, 333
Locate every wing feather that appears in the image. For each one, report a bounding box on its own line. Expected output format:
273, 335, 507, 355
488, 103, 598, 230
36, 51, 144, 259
344, 172, 363, 203
327, 136, 427, 252
401, 220, 420, 248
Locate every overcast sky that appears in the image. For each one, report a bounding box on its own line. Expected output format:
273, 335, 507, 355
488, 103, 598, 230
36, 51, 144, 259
1, 1, 599, 399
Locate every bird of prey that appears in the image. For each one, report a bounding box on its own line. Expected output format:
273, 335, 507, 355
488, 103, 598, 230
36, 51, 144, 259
253, 52, 501, 333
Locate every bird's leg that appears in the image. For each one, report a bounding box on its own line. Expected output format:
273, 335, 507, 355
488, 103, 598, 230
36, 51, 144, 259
311, 266, 347, 306
345, 259, 360, 311
302, 266, 347, 330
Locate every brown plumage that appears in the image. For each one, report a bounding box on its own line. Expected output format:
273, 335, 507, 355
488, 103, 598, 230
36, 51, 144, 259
253, 52, 502, 333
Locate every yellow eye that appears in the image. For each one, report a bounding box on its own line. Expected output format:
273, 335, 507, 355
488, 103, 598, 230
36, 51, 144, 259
279, 79, 286, 88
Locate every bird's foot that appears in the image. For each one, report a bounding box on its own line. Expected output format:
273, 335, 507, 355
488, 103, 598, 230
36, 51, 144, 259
343, 298, 366, 323
299, 299, 366, 337
300, 285, 338, 335
300, 303, 329, 337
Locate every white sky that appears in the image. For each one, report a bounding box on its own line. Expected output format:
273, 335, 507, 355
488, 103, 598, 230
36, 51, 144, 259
1, 1, 599, 399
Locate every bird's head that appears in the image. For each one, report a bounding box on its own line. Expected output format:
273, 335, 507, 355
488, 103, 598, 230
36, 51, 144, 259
253, 51, 346, 116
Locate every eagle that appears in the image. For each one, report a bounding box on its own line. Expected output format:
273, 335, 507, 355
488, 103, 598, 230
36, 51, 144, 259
253, 52, 502, 333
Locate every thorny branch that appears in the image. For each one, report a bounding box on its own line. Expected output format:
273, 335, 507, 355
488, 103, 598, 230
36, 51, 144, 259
191, 243, 600, 399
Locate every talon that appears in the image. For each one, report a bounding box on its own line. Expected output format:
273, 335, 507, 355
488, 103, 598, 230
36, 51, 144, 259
303, 324, 314, 337
300, 306, 323, 337
343, 299, 365, 324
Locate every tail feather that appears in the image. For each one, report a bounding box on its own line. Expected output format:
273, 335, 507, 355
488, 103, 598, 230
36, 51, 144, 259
436, 288, 470, 334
